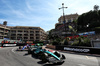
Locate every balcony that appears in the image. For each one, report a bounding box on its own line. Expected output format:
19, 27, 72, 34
24, 37, 28, 40
24, 31, 28, 33
11, 37, 16, 40
11, 32, 16, 34
35, 31, 40, 34
4, 34, 7, 36
0, 33, 2, 35
17, 37, 22, 40
4, 27, 10, 30
11, 30, 16, 32
30, 32, 34, 34
24, 34, 28, 36
36, 34, 40, 37
36, 37, 40, 39
11, 35, 16, 36
30, 34, 34, 36
30, 37, 34, 39
17, 35, 22, 37
17, 32, 23, 34
30, 39, 34, 40
30, 31, 34, 33
0, 30, 4, 32
4, 31, 9, 33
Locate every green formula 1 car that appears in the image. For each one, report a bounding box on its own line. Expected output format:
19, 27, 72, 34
31, 47, 66, 65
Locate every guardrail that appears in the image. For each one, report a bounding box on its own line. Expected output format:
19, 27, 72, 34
56, 45, 100, 54
46, 45, 100, 54
0, 43, 28, 47
0, 43, 42, 47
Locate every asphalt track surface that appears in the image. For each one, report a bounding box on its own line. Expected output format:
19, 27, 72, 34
0, 47, 100, 66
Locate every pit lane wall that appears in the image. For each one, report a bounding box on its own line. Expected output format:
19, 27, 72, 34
46, 45, 100, 54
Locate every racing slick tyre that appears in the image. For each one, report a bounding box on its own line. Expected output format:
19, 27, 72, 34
31, 50, 36, 57
31, 50, 40, 58
27, 47, 32, 54
53, 51, 60, 57
40, 53, 48, 63
37, 51, 44, 59
53, 61, 65, 65
62, 54, 66, 59
28, 49, 32, 54
54, 54, 66, 65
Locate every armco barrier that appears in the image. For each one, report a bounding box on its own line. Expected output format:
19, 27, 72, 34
55, 45, 100, 54
0, 43, 17, 47
0, 43, 28, 47
0, 43, 38, 47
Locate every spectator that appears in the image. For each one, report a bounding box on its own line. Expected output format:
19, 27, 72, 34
1, 41, 4, 44
8, 41, 10, 43
14, 42, 16, 43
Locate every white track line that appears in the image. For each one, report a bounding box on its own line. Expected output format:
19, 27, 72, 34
86, 56, 89, 59
11, 48, 16, 53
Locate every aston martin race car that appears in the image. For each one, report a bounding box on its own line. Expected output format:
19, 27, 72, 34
40, 50, 66, 64
31, 47, 66, 65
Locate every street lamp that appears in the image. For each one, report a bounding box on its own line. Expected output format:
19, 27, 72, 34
59, 3, 68, 36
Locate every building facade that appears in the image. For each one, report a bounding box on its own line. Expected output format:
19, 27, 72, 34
58, 13, 78, 23
9, 26, 47, 42
51, 13, 79, 38
0, 24, 10, 39
0, 22, 47, 43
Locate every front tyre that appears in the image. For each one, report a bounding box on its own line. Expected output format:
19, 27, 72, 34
41, 53, 48, 63
54, 61, 65, 65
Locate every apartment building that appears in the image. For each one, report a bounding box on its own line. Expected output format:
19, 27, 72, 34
0, 23, 10, 39
0, 22, 47, 42
9, 26, 47, 42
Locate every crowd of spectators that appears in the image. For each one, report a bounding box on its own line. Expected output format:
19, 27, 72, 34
1, 40, 16, 44
88, 33, 100, 40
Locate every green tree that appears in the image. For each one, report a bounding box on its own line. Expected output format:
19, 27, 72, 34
77, 10, 100, 32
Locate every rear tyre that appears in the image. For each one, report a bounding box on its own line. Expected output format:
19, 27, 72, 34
28, 50, 32, 54
54, 61, 65, 65
62, 54, 66, 59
